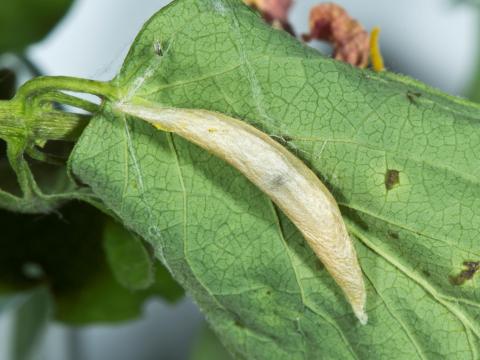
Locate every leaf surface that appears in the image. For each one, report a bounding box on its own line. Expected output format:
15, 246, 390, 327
191, 324, 232, 360
71, 0, 480, 358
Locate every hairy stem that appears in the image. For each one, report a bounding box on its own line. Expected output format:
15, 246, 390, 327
0, 75, 118, 142
0, 100, 24, 139
32, 111, 91, 141
33, 91, 100, 113
0, 100, 90, 141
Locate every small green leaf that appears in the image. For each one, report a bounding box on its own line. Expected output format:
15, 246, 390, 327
103, 218, 155, 290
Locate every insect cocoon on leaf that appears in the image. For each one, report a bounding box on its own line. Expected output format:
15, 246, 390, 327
115, 101, 368, 324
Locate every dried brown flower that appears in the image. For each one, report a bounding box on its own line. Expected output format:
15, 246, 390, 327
244, 0, 295, 35
303, 3, 370, 68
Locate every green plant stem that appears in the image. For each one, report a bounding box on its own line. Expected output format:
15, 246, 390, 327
32, 111, 91, 141
0, 75, 119, 142
15, 76, 118, 102
0, 100, 90, 141
34, 91, 100, 113
0, 100, 24, 139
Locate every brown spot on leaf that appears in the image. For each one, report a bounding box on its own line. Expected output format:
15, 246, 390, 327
449, 261, 480, 285
407, 91, 422, 105
385, 169, 400, 191
387, 230, 399, 240
302, 3, 370, 68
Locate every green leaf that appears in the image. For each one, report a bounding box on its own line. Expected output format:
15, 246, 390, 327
191, 324, 232, 360
0, 0, 74, 53
103, 217, 155, 290
0, 202, 183, 325
70, 0, 480, 358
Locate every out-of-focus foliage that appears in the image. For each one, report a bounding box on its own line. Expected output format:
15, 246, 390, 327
0, 0, 74, 53
0, 202, 183, 325
452, 0, 480, 7
10, 288, 52, 360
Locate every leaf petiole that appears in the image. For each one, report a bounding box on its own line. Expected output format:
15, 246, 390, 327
14, 76, 118, 103
32, 90, 100, 114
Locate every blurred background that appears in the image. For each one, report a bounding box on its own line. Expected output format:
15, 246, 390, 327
0, 0, 479, 359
